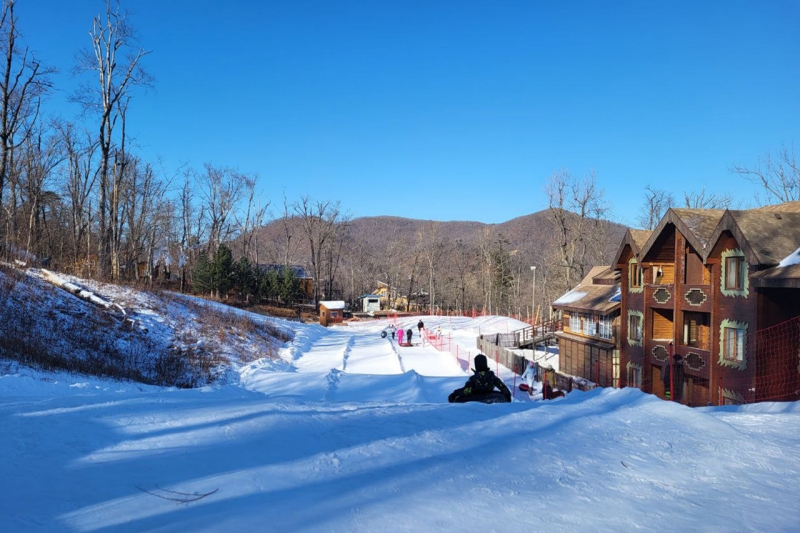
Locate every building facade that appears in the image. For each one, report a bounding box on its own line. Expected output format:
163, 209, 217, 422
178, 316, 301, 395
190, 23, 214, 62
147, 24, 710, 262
614, 203, 800, 406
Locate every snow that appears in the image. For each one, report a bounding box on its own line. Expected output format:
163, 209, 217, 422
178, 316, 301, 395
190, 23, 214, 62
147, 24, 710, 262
553, 289, 587, 305
2, 297, 800, 531
778, 246, 800, 267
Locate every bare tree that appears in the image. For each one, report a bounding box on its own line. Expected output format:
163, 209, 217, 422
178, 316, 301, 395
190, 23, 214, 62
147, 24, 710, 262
196, 163, 249, 255
682, 186, 732, 210
177, 169, 198, 293
121, 158, 166, 281
637, 185, 674, 230
293, 196, 345, 305
19, 124, 63, 261
730, 144, 799, 205
234, 177, 269, 263
546, 169, 610, 296
72, 0, 150, 278
417, 221, 443, 314
0, 0, 54, 255
59, 121, 99, 266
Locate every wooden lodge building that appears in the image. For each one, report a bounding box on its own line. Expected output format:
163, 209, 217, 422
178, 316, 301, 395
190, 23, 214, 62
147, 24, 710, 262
613, 201, 800, 406
552, 266, 622, 388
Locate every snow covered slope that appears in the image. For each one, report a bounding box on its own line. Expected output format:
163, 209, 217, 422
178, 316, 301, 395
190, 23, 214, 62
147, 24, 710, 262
2, 281, 799, 532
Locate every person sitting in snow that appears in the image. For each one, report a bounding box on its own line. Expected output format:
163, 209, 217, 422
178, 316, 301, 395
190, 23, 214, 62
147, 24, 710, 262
448, 354, 512, 403
521, 359, 537, 397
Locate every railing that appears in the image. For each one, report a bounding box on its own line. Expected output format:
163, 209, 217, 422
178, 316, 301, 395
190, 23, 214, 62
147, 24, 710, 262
513, 319, 563, 348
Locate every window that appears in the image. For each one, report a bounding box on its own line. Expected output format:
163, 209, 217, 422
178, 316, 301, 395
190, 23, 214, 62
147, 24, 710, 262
725, 256, 744, 290
582, 313, 595, 336
598, 315, 613, 340
629, 260, 643, 291
569, 313, 581, 332
719, 319, 748, 370
683, 312, 709, 349
720, 249, 748, 298
723, 326, 745, 362
629, 313, 642, 343
627, 363, 642, 388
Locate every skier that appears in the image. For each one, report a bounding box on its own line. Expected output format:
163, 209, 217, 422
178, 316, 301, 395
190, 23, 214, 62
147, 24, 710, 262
448, 354, 512, 403
521, 360, 537, 397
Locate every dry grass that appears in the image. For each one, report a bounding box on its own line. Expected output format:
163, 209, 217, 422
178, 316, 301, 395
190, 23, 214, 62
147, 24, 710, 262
0, 268, 292, 388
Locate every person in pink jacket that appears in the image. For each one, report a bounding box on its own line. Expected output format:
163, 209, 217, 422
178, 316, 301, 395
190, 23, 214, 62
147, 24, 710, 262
397, 328, 404, 345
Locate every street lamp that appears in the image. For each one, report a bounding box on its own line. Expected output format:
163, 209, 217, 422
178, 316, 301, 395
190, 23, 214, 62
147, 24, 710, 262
530, 266, 536, 326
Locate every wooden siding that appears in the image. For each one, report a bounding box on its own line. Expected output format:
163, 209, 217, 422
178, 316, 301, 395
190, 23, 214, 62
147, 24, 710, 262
557, 332, 617, 387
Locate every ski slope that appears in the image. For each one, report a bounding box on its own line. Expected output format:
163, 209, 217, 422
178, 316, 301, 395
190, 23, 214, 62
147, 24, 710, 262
2, 313, 800, 533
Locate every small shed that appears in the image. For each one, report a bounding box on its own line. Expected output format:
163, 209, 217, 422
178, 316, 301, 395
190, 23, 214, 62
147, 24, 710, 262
319, 300, 346, 327
359, 294, 381, 314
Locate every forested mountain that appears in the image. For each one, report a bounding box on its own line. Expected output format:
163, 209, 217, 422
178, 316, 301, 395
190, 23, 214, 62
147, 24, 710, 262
249, 209, 627, 318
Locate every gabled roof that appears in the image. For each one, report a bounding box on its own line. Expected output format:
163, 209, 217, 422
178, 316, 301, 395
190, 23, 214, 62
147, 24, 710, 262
552, 266, 621, 315
754, 200, 800, 213
611, 229, 652, 266
639, 208, 725, 261
704, 209, 800, 266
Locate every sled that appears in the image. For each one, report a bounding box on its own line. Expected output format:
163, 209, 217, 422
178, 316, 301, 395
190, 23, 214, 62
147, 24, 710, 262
448, 391, 509, 404
398, 342, 412, 347
518, 383, 530, 392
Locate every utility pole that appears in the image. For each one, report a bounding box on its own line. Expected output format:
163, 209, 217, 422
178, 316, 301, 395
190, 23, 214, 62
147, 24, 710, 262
530, 265, 537, 326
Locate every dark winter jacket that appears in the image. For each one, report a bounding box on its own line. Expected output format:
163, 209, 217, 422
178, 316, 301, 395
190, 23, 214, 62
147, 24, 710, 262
463, 370, 511, 401
661, 358, 685, 401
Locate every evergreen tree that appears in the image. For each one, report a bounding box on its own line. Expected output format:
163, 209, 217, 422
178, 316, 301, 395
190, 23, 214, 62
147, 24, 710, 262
279, 266, 302, 304
192, 252, 214, 296
212, 244, 234, 299
233, 256, 256, 303
259, 268, 280, 303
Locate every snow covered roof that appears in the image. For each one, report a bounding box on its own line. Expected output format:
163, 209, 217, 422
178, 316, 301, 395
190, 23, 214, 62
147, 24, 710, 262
320, 300, 346, 309
552, 267, 621, 315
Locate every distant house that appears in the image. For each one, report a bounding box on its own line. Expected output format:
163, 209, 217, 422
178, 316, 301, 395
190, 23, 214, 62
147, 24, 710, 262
373, 281, 407, 310
613, 201, 800, 406
319, 300, 346, 327
358, 294, 381, 314
552, 266, 622, 388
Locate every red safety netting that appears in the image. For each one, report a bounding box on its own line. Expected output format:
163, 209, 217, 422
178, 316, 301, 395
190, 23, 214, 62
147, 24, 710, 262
716, 315, 800, 404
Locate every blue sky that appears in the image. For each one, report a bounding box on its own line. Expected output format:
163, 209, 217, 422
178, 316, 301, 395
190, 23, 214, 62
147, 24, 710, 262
19, 1, 800, 225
